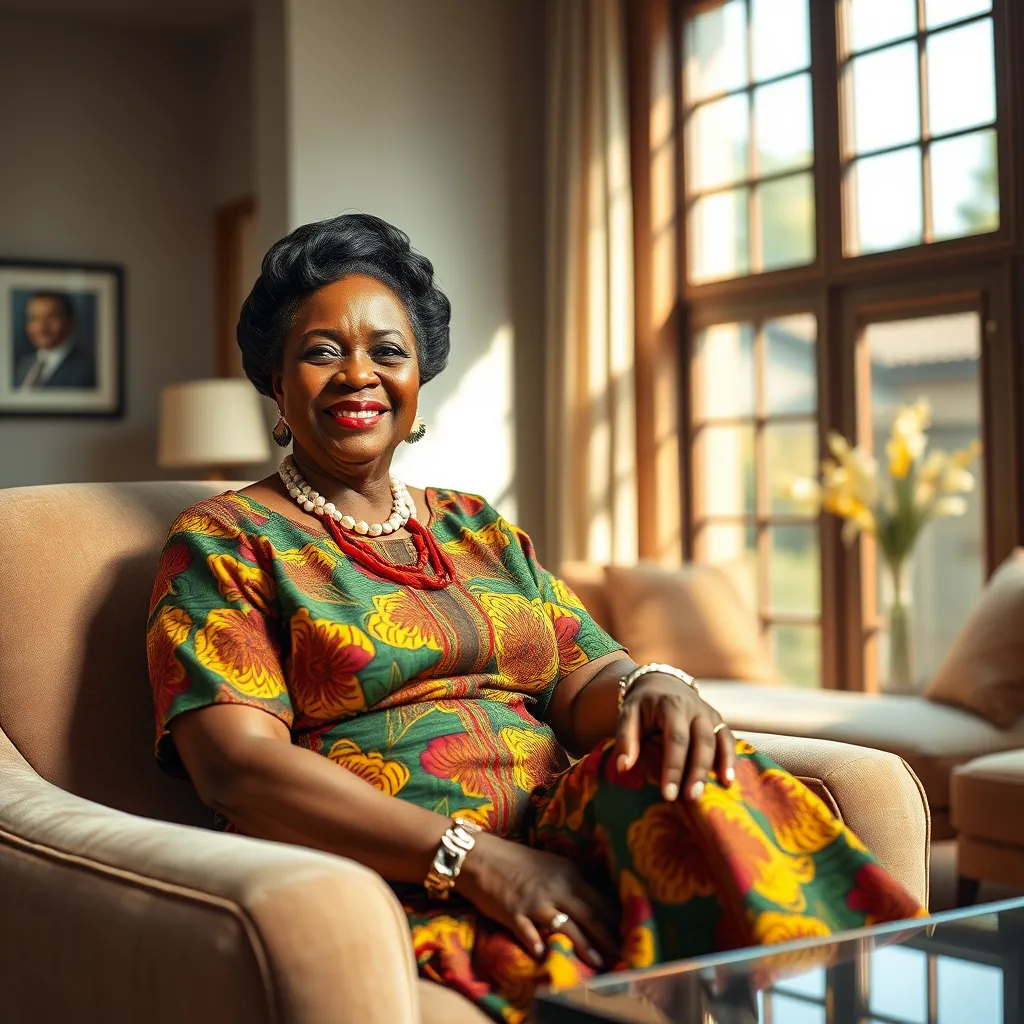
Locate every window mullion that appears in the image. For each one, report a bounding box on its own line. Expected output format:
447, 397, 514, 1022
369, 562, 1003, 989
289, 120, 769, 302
918, 0, 934, 244
754, 320, 771, 634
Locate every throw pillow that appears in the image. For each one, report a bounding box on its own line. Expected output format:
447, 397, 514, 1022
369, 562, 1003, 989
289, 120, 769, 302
923, 548, 1024, 729
602, 561, 780, 683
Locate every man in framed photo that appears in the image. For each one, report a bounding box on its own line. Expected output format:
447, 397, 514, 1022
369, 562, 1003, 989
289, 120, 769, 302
14, 291, 96, 390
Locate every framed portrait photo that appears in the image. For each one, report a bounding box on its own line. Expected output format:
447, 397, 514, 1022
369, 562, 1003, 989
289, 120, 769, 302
0, 260, 124, 418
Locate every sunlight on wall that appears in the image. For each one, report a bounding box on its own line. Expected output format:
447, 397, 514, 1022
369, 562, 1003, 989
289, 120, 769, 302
390, 325, 517, 522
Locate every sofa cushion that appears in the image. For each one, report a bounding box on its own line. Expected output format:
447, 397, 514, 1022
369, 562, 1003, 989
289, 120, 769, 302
951, 750, 1024, 846
923, 548, 1024, 729
601, 562, 778, 682
700, 682, 1024, 814
559, 561, 615, 636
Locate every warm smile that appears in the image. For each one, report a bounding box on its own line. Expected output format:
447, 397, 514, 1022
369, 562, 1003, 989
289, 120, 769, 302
325, 402, 389, 430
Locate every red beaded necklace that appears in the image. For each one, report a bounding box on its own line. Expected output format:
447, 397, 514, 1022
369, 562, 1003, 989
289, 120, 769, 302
322, 509, 456, 590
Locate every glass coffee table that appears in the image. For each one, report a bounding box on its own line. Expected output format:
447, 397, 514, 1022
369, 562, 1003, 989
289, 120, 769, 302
535, 898, 1024, 1023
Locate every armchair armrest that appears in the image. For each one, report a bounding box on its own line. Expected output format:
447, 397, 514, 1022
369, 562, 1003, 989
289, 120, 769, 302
741, 731, 931, 909
0, 729, 420, 1024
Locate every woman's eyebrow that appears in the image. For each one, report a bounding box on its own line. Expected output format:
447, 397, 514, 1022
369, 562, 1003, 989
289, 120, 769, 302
299, 327, 406, 344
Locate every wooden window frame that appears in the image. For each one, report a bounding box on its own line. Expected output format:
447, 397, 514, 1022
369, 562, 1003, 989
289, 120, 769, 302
688, 296, 828, 683
839, 4, 1004, 255
682, 0, 816, 280
656, 0, 1024, 690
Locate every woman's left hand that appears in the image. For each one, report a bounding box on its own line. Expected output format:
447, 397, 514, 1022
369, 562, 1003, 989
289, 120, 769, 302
613, 674, 736, 803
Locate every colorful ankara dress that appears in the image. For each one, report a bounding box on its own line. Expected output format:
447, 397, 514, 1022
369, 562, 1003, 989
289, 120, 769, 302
147, 489, 925, 1024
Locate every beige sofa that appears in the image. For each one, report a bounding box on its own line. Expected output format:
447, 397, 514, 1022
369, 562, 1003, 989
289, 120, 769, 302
0, 482, 930, 1024
562, 562, 1024, 840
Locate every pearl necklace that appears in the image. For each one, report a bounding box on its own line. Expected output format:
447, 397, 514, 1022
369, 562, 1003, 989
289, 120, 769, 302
278, 455, 416, 537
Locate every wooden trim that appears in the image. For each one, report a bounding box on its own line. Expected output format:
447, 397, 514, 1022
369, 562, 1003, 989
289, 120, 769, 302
214, 196, 256, 378
628, 0, 684, 563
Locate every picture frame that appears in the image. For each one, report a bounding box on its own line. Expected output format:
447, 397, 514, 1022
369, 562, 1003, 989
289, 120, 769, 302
0, 259, 125, 418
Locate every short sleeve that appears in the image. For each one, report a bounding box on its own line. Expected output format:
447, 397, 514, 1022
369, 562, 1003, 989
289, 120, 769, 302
508, 523, 625, 679
147, 503, 293, 776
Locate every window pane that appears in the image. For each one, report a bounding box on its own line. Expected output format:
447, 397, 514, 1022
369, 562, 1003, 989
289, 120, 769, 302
759, 173, 816, 271
926, 20, 996, 136
936, 957, 1002, 1024
850, 148, 923, 254
931, 129, 999, 239
846, 0, 917, 53
762, 994, 825, 1024
863, 312, 984, 688
849, 44, 920, 154
699, 523, 758, 610
685, 0, 747, 105
774, 968, 826, 999
755, 74, 813, 174
695, 426, 755, 516
687, 94, 749, 192
767, 423, 818, 515
690, 188, 750, 283
769, 525, 820, 614
766, 314, 817, 415
751, 0, 809, 81
770, 624, 821, 687
926, 0, 992, 30
869, 946, 928, 1021
693, 322, 754, 420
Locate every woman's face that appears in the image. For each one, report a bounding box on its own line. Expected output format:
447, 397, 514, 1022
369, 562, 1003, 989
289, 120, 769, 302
272, 274, 420, 474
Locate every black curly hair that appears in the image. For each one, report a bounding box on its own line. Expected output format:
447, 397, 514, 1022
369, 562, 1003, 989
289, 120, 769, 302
237, 213, 451, 397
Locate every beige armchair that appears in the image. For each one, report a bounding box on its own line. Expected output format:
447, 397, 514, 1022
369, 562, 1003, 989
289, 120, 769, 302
0, 482, 931, 1024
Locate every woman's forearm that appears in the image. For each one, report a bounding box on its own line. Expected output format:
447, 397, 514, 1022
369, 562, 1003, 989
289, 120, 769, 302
210, 734, 451, 885
559, 656, 636, 755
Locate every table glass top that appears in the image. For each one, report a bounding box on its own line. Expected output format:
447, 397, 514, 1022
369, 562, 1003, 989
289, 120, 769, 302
534, 898, 1024, 1024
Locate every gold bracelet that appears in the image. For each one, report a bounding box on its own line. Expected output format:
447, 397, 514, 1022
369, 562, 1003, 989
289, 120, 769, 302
617, 662, 698, 712
424, 818, 482, 899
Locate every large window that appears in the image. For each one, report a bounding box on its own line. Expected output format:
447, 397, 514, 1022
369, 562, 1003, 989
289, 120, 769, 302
841, 0, 999, 254
672, 0, 1020, 690
684, 0, 816, 281
691, 313, 821, 686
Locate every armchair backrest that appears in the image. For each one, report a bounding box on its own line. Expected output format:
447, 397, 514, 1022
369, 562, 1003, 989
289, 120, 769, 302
0, 481, 237, 827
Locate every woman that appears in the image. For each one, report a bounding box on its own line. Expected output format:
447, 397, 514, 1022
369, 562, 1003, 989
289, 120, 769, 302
148, 213, 923, 1023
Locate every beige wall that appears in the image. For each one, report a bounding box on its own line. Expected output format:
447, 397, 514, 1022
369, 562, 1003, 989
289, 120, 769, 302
278, 0, 547, 544
0, 12, 222, 487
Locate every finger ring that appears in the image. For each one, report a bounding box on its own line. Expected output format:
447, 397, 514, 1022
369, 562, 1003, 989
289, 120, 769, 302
713, 722, 728, 735
549, 911, 570, 932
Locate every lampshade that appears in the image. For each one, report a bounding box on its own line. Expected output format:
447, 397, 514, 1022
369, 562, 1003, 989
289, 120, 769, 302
158, 378, 271, 469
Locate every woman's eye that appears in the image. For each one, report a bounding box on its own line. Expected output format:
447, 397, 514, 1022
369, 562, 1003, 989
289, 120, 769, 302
305, 346, 340, 360
375, 345, 408, 360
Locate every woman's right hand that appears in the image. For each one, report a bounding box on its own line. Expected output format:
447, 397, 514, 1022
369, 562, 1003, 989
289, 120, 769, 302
454, 832, 620, 968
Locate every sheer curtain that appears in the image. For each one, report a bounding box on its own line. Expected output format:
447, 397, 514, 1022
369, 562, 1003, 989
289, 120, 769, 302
545, 0, 638, 569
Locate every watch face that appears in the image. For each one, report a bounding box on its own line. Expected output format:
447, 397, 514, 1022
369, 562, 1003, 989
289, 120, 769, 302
438, 846, 461, 873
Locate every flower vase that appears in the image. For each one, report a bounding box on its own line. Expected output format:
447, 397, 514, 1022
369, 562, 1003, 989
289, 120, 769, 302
884, 560, 915, 693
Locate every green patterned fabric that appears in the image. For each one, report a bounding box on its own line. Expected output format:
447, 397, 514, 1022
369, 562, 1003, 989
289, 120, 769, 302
148, 488, 925, 1024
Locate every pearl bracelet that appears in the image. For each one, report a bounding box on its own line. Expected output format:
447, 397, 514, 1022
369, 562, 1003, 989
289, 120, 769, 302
617, 662, 699, 712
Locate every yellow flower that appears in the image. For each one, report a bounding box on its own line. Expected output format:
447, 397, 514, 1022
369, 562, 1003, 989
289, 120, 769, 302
194, 608, 287, 698
886, 399, 931, 479
940, 465, 975, 495
327, 738, 410, 795
477, 592, 559, 693
753, 910, 833, 945
207, 552, 276, 615
933, 496, 968, 518
952, 439, 983, 468
365, 591, 446, 651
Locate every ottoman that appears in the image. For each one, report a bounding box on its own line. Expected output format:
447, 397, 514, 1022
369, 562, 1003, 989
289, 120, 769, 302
951, 750, 1024, 905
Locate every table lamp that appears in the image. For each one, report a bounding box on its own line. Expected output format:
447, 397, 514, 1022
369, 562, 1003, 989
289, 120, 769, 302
158, 378, 272, 480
